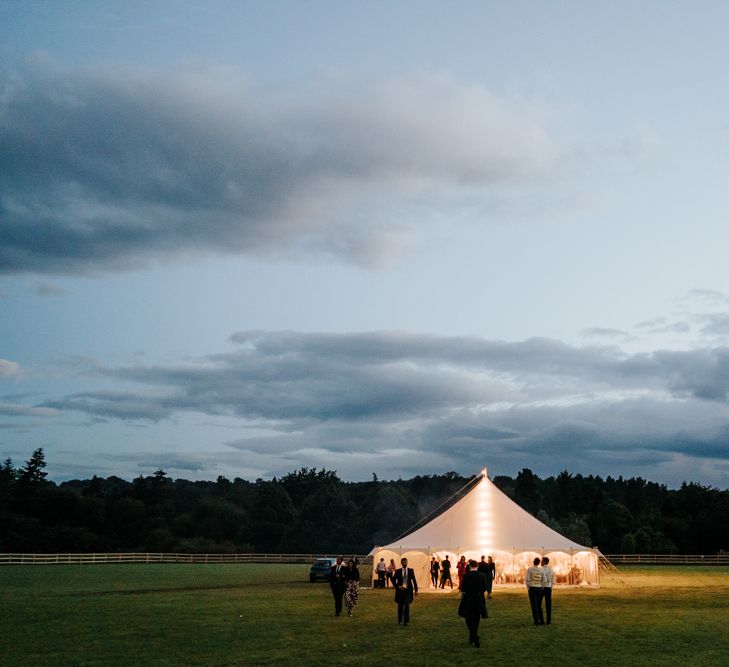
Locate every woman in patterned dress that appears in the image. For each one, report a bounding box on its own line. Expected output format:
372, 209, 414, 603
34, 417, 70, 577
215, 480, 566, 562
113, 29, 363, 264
344, 558, 360, 616
457, 555, 468, 590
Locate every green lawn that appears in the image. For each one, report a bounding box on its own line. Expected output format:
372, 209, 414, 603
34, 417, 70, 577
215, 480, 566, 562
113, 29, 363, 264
2, 564, 728, 666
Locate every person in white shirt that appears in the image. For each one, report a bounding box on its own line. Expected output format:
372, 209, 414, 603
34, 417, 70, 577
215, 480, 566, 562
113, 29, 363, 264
541, 556, 555, 624
376, 558, 388, 588
525, 557, 546, 625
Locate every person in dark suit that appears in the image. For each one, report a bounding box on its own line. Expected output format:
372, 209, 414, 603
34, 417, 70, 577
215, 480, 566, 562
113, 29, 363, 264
541, 556, 555, 624
477, 555, 494, 600
458, 560, 488, 647
487, 556, 496, 598
392, 557, 418, 625
430, 556, 440, 588
440, 555, 453, 589
329, 556, 347, 616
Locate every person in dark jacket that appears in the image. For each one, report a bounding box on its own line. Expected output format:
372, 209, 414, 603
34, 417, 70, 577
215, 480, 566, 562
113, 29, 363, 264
392, 557, 418, 625
430, 556, 440, 588
440, 555, 454, 589
458, 560, 488, 647
478, 555, 494, 599
329, 556, 347, 616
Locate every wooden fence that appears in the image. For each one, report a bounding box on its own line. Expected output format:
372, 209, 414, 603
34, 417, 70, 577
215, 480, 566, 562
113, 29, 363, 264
604, 553, 729, 565
1, 552, 727, 566
0, 552, 373, 566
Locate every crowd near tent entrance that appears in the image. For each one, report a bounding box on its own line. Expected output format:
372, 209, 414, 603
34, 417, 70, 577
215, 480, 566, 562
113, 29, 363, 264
370, 468, 600, 590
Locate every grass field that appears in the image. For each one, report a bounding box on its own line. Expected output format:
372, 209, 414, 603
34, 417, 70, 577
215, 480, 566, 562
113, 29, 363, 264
2, 564, 729, 666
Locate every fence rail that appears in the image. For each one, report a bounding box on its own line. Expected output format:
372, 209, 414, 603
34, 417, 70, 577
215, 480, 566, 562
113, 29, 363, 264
0, 552, 372, 566
0, 552, 726, 566
604, 553, 729, 565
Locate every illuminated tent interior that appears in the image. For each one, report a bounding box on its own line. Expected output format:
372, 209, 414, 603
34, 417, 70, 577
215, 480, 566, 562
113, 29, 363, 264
371, 469, 601, 589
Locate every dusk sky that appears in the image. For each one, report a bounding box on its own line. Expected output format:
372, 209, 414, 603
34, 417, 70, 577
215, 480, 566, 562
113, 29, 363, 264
2, 1, 729, 487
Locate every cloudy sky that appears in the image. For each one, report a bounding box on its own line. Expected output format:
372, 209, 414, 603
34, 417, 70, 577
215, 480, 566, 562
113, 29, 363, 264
2, 1, 729, 487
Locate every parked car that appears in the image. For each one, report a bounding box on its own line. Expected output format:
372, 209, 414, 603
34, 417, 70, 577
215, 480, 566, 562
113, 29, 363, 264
309, 557, 336, 582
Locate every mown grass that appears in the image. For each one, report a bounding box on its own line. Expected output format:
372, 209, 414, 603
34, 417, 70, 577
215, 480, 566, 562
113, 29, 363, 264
1, 564, 728, 666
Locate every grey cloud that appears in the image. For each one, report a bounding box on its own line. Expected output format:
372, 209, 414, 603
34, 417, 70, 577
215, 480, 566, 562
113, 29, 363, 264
227, 331, 626, 383
0, 422, 40, 431
625, 348, 729, 402
44, 391, 175, 421
421, 396, 729, 475
681, 288, 729, 306
42, 332, 729, 425
698, 313, 729, 337
226, 422, 398, 457
1, 64, 554, 275
28, 331, 729, 484
0, 403, 59, 417
51, 345, 498, 424
633, 317, 692, 335
581, 327, 627, 339
635, 317, 668, 330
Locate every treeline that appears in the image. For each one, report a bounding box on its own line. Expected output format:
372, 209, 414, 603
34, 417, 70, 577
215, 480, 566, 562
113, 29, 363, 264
1, 449, 728, 555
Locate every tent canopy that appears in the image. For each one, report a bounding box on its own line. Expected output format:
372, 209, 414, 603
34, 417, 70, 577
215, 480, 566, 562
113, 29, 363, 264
372, 469, 600, 587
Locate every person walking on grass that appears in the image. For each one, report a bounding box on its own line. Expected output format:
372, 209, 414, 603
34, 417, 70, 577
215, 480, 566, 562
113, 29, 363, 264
329, 556, 347, 617
387, 558, 397, 587
458, 559, 488, 647
440, 555, 453, 589
457, 555, 467, 590
541, 556, 554, 624
376, 558, 388, 588
344, 558, 360, 616
430, 556, 440, 588
477, 555, 494, 600
525, 557, 546, 626
392, 557, 418, 625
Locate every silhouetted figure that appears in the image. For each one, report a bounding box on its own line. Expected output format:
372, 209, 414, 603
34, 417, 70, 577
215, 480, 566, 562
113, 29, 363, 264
478, 555, 495, 599
329, 556, 347, 616
541, 556, 554, 624
440, 555, 453, 589
430, 556, 440, 588
458, 559, 488, 647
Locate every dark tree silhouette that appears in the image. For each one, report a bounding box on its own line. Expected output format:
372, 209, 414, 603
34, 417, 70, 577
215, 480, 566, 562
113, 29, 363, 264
0, 451, 727, 555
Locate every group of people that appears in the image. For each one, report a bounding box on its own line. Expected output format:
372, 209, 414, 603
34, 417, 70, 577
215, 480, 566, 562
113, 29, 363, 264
328, 556, 360, 617
374, 557, 397, 588
525, 556, 555, 625
430, 554, 495, 597
334, 555, 418, 625
330, 552, 555, 647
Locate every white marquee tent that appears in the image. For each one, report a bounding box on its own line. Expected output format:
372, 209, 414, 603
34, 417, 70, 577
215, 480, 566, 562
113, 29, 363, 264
371, 469, 601, 589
